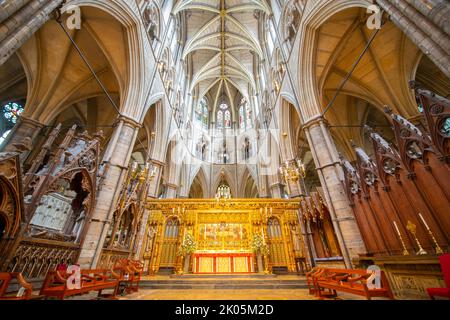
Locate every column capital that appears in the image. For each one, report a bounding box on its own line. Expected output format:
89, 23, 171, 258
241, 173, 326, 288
269, 182, 284, 189
302, 115, 329, 130
149, 159, 165, 167
17, 115, 45, 128
166, 182, 178, 190
115, 114, 142, 129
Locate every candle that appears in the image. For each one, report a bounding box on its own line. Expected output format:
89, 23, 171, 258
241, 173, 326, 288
393, 221, 401, 236
172, 208, 175, 214
418, 213, 430, 230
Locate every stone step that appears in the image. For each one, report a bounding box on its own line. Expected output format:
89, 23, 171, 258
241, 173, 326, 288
140, 284, 309, 290
169, 274, 280, 279
139, 276, 308, 290
142, 279, 305, 285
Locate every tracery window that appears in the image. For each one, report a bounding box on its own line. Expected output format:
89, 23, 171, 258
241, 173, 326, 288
196, 97, 209, 128
238, 99, 253, 130
217, 110, 224, 130
2, 102, 23, 125
1, 102, 24, 145
216, 103, 231, 129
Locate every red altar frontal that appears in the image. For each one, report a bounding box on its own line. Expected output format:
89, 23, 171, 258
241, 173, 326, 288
193, 252, 255, 274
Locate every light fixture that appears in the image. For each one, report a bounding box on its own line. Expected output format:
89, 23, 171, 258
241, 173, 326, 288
279, 158, 306, 184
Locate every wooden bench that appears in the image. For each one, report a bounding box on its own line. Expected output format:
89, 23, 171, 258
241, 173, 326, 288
0, 272, 33, 300
312, 268, 394, 300
39, 269, 119, 300
113, 259, 143, 294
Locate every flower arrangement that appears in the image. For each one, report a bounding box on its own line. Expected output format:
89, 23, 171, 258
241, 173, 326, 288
251, 233, 269, 255
177, 233, 197, 257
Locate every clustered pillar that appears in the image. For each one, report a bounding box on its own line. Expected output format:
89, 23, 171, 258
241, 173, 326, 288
303, 118, 366, 267
376, 0, 450, 78
0, 0, 65, 65
78, 116, 141, 268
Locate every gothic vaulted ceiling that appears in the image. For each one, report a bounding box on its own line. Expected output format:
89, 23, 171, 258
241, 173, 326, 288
175, 0, 270, 115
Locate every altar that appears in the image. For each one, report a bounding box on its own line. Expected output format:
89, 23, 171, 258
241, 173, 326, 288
145, 199, 302, 275
193, 252, 254, 273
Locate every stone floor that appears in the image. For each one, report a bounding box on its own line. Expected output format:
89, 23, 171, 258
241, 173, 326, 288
117, 288, 367, 300
63, 275, 383, 300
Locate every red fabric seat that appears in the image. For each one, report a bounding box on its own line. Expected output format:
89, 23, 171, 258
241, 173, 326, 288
427, 254, 450, 300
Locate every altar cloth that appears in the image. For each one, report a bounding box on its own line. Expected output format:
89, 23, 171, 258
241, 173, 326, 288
193, 252, 255, 273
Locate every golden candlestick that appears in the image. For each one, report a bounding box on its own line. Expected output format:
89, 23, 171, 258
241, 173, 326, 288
406, 220, 428, 255
418, 213, 443, 254
393, 221, 409, 255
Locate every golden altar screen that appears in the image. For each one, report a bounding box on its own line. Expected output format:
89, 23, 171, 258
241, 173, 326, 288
145, 199, 302, 274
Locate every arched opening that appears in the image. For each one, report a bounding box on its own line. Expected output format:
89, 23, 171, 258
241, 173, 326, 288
189, 169, 206, 198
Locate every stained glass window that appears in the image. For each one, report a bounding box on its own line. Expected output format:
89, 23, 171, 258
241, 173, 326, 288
1, 102, 24, 145
238, 99, 252, 130
224, 110, 231, 129
3, 102, 24, 125
217, 103, 230, 129
245, 103, 253, 129
196, 97, 209, 128
239, 105, 245, 129
217, 110, 224, 129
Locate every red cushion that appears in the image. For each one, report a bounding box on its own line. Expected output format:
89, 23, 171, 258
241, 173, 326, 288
427, 288, 450, 298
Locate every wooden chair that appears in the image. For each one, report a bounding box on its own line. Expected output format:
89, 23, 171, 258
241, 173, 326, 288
427, 254, 450, 300
0, 272, 33, 300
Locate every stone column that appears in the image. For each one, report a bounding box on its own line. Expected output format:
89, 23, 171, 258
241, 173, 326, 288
303, 117, 366, 268
376, 0, 450, 78
0, 0, 51, 43
165, 183, 178, 198
407, 0, 450, 36
269, 182, 284, 198
0, 0, 30, 24
78, 116, 141, 268
287, 180, 305, 198
2, 115, 44, 161
0, 0, 64, 65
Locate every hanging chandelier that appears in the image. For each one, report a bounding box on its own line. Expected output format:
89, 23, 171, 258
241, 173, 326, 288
279, 159, 306, 183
